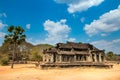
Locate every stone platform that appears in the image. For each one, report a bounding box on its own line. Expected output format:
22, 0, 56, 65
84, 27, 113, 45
40, 62, 113, 68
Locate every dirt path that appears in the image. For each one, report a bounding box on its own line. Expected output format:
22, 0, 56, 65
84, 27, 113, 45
0, 64, 120, 80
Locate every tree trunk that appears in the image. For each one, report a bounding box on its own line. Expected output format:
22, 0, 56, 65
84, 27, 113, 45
11, 43, 16, 69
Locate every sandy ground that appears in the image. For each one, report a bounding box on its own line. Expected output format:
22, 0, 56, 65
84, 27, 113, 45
0, 64, 120, 80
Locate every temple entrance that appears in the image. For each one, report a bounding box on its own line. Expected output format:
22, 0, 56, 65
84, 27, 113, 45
53, 53, 56, 63
101, 56, 104, 62
96, 54, 99, 62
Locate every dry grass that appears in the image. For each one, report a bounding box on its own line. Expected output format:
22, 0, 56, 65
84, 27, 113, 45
0, 64, 120, 80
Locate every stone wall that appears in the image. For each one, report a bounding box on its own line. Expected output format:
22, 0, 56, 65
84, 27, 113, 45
43, 51, 105, 63
43, 53, 54, 63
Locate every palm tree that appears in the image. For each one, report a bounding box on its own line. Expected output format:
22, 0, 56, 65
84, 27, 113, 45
4, 25, 26, 68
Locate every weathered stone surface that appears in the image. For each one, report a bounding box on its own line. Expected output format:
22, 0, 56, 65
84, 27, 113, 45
43, 42, 105, 64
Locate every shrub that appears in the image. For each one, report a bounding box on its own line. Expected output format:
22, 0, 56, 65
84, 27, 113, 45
0, 57, 9, 66
29, 52, 42, 62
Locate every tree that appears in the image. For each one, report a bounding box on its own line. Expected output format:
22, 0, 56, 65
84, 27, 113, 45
30, 52, 42, 63
4, 25, 26, 68
106, 51, 116, 61
29, 52, 42, 67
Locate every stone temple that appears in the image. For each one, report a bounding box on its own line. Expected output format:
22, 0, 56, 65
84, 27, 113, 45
42, 42, 105, 65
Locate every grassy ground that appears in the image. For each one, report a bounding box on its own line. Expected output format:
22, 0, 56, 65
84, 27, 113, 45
0, 63, 120, 80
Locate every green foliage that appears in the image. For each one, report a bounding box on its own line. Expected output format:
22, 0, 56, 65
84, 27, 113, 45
30, 52, 42, 62
1, 28, 53, 64
0, 41, 53, 62
4, 25, 26, 44
27, 44, 53, 62
31, 44, 53, 55
4, 25, 26, 68
106, 51, 119, 61
106, 51, 115, 60
0, 57, 9, 66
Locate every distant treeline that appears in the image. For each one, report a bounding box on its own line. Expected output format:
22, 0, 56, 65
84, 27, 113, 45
106, 51, 120, 61
0, 41, 53, 65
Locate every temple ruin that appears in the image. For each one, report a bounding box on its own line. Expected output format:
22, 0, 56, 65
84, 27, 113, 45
43, 42, 105, 63
41, 42, 112, 68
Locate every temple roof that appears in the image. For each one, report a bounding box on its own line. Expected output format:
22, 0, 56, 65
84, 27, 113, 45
43, 42, 103, 54
56, 42, 94, 49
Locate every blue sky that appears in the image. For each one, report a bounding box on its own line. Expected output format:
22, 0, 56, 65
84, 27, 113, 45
0, 0, 120, 54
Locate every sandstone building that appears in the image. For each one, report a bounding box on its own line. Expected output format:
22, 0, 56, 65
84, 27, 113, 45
43, 42, 105, 64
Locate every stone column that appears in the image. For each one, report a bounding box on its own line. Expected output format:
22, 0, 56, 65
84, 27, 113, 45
42, 55, 45, 62
74, 55, 76, 62
87, 49, 92, 62
94, 53, 97, 62
50, 53, 53, 63
87, 54, 92, 62
59, 54, 62, 63
99, 53, 102, 62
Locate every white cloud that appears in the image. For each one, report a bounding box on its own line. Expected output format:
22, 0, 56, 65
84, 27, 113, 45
101, 33, 107, 37
0, 21, 7, 45
26, 38, 37, 45
0, 32, 5, 38
0, 21, 7, 40
68, 38, 76, 42
0, 16, 7, 45
84, 5, 120, 36
26, 19, 76, 45
43, 19, 76, 44
91, 39, 120, 54
26, 38, 43, 45
0, 13, 7, 18
0, 21, 7, 30
26, 24, 31, 29
55, 0, 104, 13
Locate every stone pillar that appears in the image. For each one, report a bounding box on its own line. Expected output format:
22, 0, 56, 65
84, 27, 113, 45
46, 55, 49, 63
87, 49, 92, 62
50, 54, 53, 63
87, 54, 92, 62
59, 54, 62, 63
74, 55, 76, 62
94, 53, 97, 62
42, 55, 45, 62
99, 53, 102, 62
